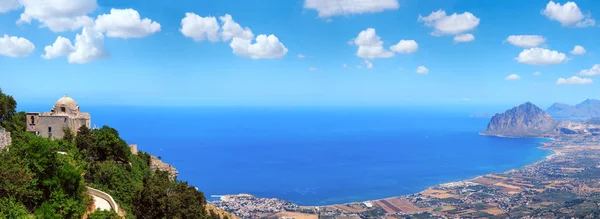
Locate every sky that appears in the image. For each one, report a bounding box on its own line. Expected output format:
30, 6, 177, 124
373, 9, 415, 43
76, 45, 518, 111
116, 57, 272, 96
1, 0, 599, 107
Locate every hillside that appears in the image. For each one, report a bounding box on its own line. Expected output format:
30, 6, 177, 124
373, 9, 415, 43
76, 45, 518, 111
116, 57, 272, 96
0, 89, 230, 219
547, 99, 600, 121
481, 102, 557, 137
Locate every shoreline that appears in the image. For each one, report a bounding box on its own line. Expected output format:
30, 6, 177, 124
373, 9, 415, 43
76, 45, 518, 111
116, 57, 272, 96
217, 136, 557, 207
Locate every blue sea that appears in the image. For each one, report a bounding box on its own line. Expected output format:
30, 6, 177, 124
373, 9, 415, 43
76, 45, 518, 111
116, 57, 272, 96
24, 105, 552, 206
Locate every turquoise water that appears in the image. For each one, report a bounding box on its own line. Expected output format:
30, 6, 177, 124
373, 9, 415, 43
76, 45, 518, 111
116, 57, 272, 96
24, 106, 552, 206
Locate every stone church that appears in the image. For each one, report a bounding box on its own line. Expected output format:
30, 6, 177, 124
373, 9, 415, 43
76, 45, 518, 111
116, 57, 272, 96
27, 95, 91, 139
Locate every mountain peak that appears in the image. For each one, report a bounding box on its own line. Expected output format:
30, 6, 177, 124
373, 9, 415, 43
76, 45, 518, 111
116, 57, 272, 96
481, 102, 556, 137
547, 99, 600, 121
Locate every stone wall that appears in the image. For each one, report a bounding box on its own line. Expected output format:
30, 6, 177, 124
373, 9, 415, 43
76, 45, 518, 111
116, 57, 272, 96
87, 187, 119, 214
35, 116, 70, 139
0, 128, 11, 150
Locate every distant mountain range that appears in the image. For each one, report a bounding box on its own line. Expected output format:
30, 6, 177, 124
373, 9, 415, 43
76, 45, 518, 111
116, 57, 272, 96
547, 99, 600, 121
480, 102, 558, 137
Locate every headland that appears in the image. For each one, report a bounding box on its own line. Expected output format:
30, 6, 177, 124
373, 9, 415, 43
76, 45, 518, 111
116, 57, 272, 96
213, 102, 600, 218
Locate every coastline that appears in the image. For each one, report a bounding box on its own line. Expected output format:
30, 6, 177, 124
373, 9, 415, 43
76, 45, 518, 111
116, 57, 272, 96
219, 137, 557, 208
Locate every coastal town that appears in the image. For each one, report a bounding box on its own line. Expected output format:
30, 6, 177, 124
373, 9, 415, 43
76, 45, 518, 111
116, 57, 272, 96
212, 103, 600, 218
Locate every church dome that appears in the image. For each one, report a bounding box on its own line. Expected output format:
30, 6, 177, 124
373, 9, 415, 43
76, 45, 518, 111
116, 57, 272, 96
53, 95, 79, 112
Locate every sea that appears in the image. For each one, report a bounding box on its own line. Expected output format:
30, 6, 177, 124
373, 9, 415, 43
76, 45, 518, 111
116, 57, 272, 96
22, 105, 552, 206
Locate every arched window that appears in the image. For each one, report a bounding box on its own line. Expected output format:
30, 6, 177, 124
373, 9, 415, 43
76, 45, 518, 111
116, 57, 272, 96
30, 116, 35, 125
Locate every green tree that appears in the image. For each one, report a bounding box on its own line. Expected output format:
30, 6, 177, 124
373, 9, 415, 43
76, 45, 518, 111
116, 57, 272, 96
0, 88, 26, 135
0, 197, 32, 219
63, 127, 75, 144
88, 210, 122, 219
0, 88, 17, 124
0, 149, 40, 205
133, 171, 212, 219
91, 126, 131, 163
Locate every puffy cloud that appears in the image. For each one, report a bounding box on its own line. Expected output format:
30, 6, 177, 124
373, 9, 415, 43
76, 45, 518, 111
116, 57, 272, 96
94, 9, 160, 39
219, 14, 253, 41
180, 13, 220, 42
556, 76, 593, 85
505, 74, 520, 80
505, 35, 546, 48
68, 27, 107, 63
570, 45, 586, 55
515, 48, 567, 65
17, 0, 97, 32
304, 0, 399, 18
542, 1, 596, 27
182, 13, 287, 59
0, 0, 20, 13
0, 34, 35, 57
230, 34, 288, 59
364, 60, 373, 69
42, 36, 74, 59
579, 64, 600, 76
353, 28, 393, 59
416, 66, 429, 74
42, 27, 107, 64
390, 40, 418, 54
534, 71, 542, 76
453, 33, 474, 43
418, 10, 480, 35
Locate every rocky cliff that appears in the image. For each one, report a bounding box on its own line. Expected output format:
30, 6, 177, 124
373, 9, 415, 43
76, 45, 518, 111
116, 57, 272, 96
481, 102, 557, 137
547, 99, 600, 121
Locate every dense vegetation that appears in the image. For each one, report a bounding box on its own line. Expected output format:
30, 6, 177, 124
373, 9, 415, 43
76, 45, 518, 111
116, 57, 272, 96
0, 89, 225, 219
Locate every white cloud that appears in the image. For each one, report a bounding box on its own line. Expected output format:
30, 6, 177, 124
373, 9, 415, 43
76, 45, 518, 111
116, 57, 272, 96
353, 28, 393, 59
343, 63, 348, 68
505, 74, 520, 80
579, 64, 600, 76
570, 45, 586, 55
309, 67, 318, 71
297, 54, 305, 59
68, 27, 107, 63
230, 34, 288, 59
453, 33, 474, 43
0, 0, 20, 13
416, 66, 429, 74
42, 36, 74, 59
181, 13, 287, 59
556, 76, 593, 85
42, 27, 107, 63
505, 35, 546, 48
180, 13, 220, 42
418, 10, 480, 35
390, 40, 418, 54
94, 8, 160, 39
542, 1, 596, 27
364, 60, 373, 69
0, 34, 34, 57
304, 0, 399, 18
515, 48, 567, 65
17, 0, 97, 32
219, 14, 253, 41
534, 71, 542, 76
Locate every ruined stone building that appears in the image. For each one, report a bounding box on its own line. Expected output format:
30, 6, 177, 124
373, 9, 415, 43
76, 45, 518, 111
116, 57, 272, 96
27, 95, 91, 139
0, 128, 10, 150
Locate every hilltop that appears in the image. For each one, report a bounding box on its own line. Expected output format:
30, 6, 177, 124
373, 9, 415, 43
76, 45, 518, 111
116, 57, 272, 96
480, 102, 557, 137
0, 89, 233, 219
547, 99, 600, 121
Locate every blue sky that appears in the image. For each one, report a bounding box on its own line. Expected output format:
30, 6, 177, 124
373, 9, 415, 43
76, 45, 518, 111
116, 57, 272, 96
1, 0, 599, 107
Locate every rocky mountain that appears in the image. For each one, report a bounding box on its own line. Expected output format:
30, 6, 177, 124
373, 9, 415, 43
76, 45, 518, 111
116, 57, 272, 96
547, 99, 600, 121
481, 102, 558, 137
